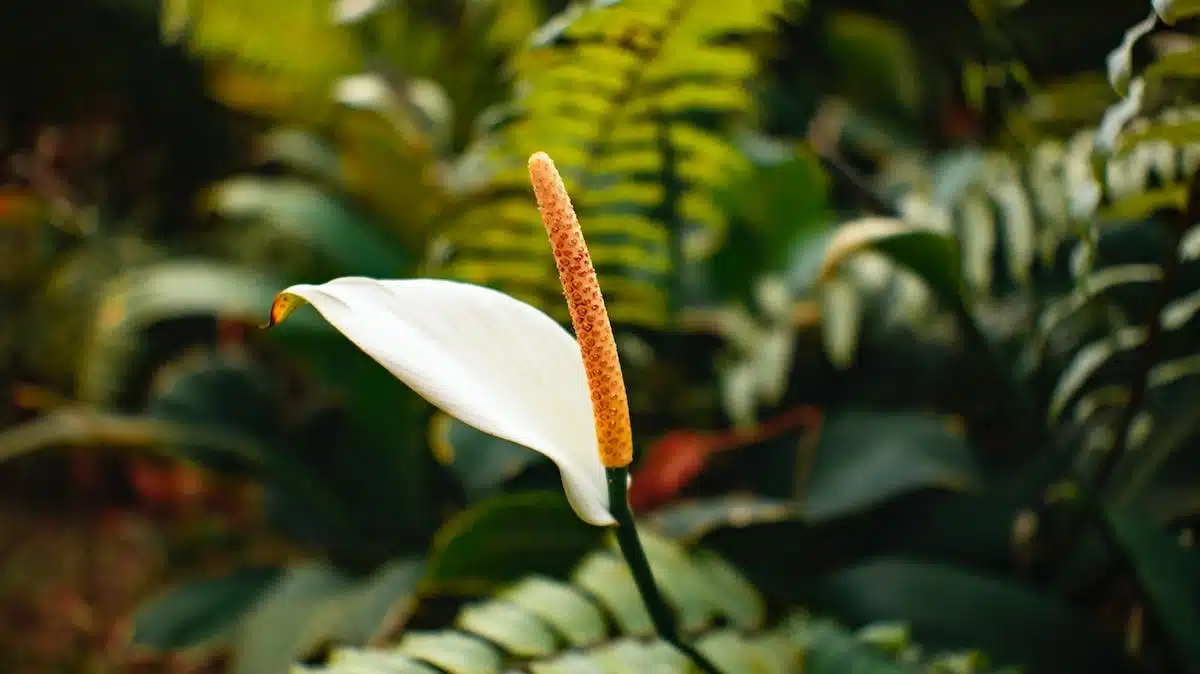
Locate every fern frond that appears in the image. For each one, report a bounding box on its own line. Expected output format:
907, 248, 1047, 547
165, 0, 362, 119
298, 532, 987, 674
436, 0, 784, 328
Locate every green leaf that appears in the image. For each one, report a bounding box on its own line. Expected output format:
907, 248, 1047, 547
208, 176, 409, 278
145, 351, 282, 469
429, 413, 545, 501
780, 616, 917, 674
1100, 186, 1188, 221
80, 260, 321, 406
1105, 507, 1200, 670
394, 631, 503, 674
254, 128, 344, 184
499, 576, 608, 648
454, 601, 558, 658
325, 648, 441, 674
231, 563, 356, 674
130, 567, 283, 652
571, 551, 654, 637
803, 409, 982, 521
811, 559, 1133, 673
647, 496, 798, 543
424, 492, 605, 594
254, 126, 345, 182
335, 557, 426, 646
0, 408, 267, 467
818, 218, 963, 305
824, 12, 922, 118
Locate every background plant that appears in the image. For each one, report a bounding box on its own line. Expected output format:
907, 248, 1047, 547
0, 0, 1198, 673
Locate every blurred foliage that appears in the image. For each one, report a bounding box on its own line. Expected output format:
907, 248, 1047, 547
1, 0, 1200, 674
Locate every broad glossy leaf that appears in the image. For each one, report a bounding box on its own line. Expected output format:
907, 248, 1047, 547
647, 495, 798, 543
254, 128, 344, 184
0, 408, 266, 468
80, 261, 318, 406
131, 567, 283, 652
335, 557, 425, 646
208, 176, 409, 278
810, 559, 1133, 673
780, 616, 916, 674
1105, 507, 1200, 669
819, 218, 963, 305
232, 564, 356, 674
424, 492, 604, 594
145, 352, 281, 470
803, 409, 981, 521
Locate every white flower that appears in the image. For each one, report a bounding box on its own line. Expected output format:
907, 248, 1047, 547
269, 276, 614, 525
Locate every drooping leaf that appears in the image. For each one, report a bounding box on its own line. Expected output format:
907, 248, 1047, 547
0, 407, 266, 467
818, 218, 963, 305
80, 260, 320, 406
232, 563, 356, 674
208, 176, 410, 278
130, 567, 284, 653
335, 557, 426, 646
1104, 507, 1200, 670
811, 559, 1133, 674
802, 409, 981, 521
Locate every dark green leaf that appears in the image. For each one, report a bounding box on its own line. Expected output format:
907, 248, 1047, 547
819, 218, 963, 305
254, 128, 344, 184
424, 492, 605, 594
0, 408, 267, 468
80, 260, 320, 406
335, 557, 426, 646
131, 567, 283, 652
232, 563, 355, 674
810, 558, 1133, 674
208, 176, 409, 278
646, 495, 798, 544
1105, 507, 1200, 670
803, 409, 981, 521
781, 616, 916, 674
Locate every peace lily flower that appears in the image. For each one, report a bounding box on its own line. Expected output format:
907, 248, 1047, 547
265, 152, 631, 527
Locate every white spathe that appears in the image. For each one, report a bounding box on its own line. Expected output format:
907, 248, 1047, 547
275, 277, 614, 525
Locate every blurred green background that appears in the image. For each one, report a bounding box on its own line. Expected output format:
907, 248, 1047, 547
1, 0, 1198, 673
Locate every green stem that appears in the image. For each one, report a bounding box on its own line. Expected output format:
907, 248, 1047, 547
606, 467, 723, 674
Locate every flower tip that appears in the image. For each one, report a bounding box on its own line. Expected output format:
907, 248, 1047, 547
263, 291, 308, 329
528, 151, 553, 170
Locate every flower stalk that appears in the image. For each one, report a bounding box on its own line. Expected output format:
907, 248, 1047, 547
530, 152, 721, 674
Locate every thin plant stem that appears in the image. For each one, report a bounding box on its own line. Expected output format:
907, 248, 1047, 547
606, 468, 723, 674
